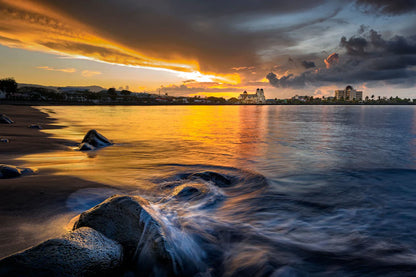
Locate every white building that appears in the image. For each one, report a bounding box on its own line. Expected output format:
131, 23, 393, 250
238, 88, 266, 104
335, 85, 363, 101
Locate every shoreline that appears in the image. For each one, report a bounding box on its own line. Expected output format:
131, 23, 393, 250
0, 105, 71, 163
0, 105, 113, 258
2, 101, 416, 106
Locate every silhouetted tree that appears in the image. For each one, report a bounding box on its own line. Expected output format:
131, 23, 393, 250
0, 78, 17, 97
120, 90, 131, 96
108, 87, 117, 100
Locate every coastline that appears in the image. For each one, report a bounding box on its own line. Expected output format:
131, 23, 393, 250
0, 105, 112, 258
1, 101, 416, 106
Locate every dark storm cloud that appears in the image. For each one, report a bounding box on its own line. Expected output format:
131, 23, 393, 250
268, 30, 416, 88
301, 61, 316, 69
356, 0, 416, 15
23, 0, 331, 73
340, 37, 368, 55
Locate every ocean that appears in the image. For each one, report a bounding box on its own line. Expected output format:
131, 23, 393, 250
19, 105, 416, 276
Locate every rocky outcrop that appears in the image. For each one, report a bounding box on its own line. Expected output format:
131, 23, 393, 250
79, 129, 112, 150
73, 195, 165, 259
0, 114, 13, 124
0, 227, 123, 277
73, 195, 188, 276
0, 164, 35, 179
0, 194, 205, 276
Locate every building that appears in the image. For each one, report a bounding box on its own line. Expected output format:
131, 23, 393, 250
238, 88, 266, 104
335, 85, 363, 101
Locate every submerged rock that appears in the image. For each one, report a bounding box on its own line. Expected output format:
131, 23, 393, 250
0, 114, 13, 124
0, 227, 123, 277
80, 129, 112, 149
172, 183, 209, 200
27, 124, 42, 129
188, 171, 232, 187
0, 164, 35, 179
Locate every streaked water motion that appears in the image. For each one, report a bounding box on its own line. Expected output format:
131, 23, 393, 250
17, 105, 416, 276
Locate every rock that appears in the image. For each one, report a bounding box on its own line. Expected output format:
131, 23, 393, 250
79, 142, 96, 151
73, 195, 161, 258
73, 195, 184, 275
0, 164, 35, 179
0, 114, 13, 124
81, 129, 112, 149
172, 183, 208, 200
188, 171, 232, 187
27, 124, 42, 129
0, 227, 123, 277
0, 164, 20, 178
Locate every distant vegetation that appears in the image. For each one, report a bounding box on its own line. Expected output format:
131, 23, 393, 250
1, 78, 415, 105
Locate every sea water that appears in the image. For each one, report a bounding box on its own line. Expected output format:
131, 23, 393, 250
19, 105, 416, 275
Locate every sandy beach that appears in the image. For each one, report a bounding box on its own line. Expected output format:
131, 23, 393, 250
0, 105, 110, 258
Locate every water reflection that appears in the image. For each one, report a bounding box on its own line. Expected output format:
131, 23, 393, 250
22, 105, 416, 187
11, 105, 416, 276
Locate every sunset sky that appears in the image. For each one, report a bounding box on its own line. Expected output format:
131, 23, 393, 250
0, 0, 415, 98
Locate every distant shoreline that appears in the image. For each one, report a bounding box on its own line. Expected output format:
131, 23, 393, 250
2, 101, 416, 106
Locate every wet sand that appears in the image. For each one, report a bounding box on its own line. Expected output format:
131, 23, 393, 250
0, 105, 110, 258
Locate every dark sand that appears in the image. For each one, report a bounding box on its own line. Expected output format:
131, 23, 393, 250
0, 105, 110, 258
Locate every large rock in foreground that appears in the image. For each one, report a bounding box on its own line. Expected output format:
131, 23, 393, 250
73, 195, 165, 259
0, 114, 13, 124
80, 129, 113, 150
73, 195, 188, 275
0, 227, 123, 277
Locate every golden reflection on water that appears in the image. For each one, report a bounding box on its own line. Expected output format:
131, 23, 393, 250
22, 106, 271, 187
21, 105, 416, 187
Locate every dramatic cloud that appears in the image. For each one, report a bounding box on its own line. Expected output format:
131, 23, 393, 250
301, 61, 316, 69
0, 0, 354, 80
36, 66, 76, 73
356, 0, 416, 15
0, 0, 414, 94
268, 29, 416, 89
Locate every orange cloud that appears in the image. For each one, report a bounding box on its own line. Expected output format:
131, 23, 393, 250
36, 66, 76, 73
0, 0, 214, 79
324, 52, 339, 69
81, 70, 101, 77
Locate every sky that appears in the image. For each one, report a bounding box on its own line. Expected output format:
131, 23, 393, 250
0, 0, 415, 99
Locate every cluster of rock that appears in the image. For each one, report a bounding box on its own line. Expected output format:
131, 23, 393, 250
0, 124, 209, 275
0, 171, 235, 275
0, 195, 184, 276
